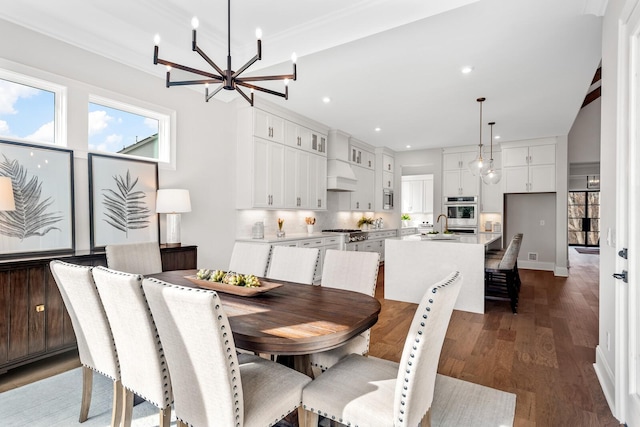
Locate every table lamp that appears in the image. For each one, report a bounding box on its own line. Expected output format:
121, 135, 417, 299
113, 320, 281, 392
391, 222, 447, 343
0, 177, 15, 211
156, 189, 191, 246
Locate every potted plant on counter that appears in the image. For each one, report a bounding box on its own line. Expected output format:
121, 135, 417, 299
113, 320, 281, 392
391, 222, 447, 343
401, 214, 411, 227
357, 216, 374, 231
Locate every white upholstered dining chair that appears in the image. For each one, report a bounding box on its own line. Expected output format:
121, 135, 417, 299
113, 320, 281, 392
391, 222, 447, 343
141, 277, 312, 427
309, 249, 380, 372
49, 260, 122, 427
92, 266, 172, 427
266, 245, 319, 285
302, 271, 462, 427
105, 241, 163, 275
228, 241, 272, 276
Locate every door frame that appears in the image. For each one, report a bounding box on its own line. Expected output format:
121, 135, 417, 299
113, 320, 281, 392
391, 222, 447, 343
567, 190, 601, 247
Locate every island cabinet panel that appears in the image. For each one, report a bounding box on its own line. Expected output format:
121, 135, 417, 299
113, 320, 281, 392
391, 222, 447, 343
0, 245, 197, 374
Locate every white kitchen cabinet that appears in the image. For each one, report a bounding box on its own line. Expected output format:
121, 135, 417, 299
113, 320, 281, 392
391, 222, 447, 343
349, 140, 375, 170
502, 142, 555, 193
443, 168, 478, 197
423, 176, 434, 213
250, 138, 285, 208
254, 109, 285, 143
351, 165, 375, 211
309, 154, 327, 209
285, 121, 327, 156
382, 154, 394, 173
237, 105, 329, 210
401, 180, 424, 213
382, 171, 394, 189
442, 150, 479, 197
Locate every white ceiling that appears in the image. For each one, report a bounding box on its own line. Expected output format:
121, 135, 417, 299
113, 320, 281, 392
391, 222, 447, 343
0, 0, 604, 152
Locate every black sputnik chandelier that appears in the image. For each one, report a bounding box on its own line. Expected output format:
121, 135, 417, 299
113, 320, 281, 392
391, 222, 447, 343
153, 0, 297, 106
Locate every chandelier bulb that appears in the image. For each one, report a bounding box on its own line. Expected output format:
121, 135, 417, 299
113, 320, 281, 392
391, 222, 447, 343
284, 78, 289, 86
291, 52, 297, 63
255, 28, 262, 40
191, 17, 199, 29
166, 65, 172, 72
154, 34, 161, 45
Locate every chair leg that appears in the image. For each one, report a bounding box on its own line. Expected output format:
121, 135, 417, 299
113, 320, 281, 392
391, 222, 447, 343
177, 421, 188, 427
420, 409, 432, 427
121, 387, 134, 427
110, 379, 123, 427
297, 406, 306, 426
159, 406, 171, 427
305, 409, 319, 427
79, 366, 93, 422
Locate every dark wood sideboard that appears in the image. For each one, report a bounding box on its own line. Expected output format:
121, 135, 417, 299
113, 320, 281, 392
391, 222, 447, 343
0, 245, 197, 374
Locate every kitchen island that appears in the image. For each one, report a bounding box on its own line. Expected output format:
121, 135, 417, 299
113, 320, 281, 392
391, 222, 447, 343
384, 233, 502, 314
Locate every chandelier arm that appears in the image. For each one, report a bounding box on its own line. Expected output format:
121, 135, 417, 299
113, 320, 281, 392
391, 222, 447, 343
156, 57, 222, 80
168, 79, 222, 87
232, 53, 261, 79
235, 86, 254, 106
205, 84, 224, 102
236, 81, 287, 98
193, 44, 226, 77
237, 73, 296, 83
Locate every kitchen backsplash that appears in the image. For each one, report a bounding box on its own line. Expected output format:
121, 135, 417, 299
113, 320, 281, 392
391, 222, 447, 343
236, 209, 398, 237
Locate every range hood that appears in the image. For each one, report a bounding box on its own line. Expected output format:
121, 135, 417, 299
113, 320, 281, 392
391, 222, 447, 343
327, 159, 357, 192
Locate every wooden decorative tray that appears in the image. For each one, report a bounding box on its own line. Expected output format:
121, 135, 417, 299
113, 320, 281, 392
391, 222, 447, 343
184, 275, 283, 296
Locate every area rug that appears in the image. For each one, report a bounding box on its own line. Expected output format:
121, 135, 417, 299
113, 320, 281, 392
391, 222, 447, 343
0, 368, 516, 426
575, 247, 600, 254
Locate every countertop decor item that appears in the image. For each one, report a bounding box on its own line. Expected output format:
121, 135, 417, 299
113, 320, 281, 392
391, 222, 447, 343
305, 217, 316, 234
277, 218, 285, 237
152, 0, 297, 106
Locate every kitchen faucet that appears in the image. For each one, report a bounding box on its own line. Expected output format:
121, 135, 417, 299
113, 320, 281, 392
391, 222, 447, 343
437, 214, 448, 233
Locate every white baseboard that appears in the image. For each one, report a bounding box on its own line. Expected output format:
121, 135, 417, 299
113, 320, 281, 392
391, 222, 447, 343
594, 345, 617, 418
554, 266, 569, 277
519, 260, 555, 271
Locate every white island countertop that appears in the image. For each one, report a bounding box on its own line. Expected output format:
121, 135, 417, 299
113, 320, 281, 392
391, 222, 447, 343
399, 232, 501, 246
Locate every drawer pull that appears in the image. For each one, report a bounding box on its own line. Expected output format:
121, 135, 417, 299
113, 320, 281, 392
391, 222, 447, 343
35, 304, 45, 313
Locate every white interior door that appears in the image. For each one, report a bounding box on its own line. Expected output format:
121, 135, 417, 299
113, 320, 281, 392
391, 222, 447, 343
625, 2, 640, 424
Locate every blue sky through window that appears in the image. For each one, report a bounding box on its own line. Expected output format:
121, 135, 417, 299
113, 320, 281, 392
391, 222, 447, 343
0, 79, 55, 144
88, 103, 158, 154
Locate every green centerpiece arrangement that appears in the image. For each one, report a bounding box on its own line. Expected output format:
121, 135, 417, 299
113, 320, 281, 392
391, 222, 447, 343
195, 269, 261, 287
357, 216, 373, 230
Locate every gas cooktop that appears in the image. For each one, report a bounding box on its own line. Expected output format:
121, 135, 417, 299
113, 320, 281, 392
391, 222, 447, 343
322, 229, 361, 233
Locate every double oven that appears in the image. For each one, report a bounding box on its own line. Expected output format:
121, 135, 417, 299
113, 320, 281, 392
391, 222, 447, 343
443, 196, 478, 234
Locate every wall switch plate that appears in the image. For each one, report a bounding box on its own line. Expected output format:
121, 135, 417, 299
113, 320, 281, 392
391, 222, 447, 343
540, 220, 545, 226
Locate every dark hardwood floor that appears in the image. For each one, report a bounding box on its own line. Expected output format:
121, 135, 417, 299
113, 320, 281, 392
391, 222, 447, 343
370, 248, 622, 426
0, 248, 622, 426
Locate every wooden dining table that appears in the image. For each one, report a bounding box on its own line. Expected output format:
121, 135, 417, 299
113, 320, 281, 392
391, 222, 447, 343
147, 269, 381, 377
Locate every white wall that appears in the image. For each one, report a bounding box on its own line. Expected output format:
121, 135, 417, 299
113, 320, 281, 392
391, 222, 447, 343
504, 193, 557, 267
0, 18, 237, 269
569, 98, 602, 164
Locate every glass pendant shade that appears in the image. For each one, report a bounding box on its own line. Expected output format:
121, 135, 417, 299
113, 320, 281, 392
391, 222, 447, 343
482, 160, 502, 184
468, 97, 486, 176
468, 157, 485, 176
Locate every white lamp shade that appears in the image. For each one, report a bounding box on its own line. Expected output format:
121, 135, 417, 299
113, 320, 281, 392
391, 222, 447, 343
0, 177, 15, 211
156, 189, 191, 213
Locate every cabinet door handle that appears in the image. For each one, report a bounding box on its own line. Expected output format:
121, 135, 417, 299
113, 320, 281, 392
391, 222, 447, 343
356, 202, 360, 209
35, 304, 45, 313
388, 164, 391, 171
368, 160, 372, 167
368, 203, 371, 209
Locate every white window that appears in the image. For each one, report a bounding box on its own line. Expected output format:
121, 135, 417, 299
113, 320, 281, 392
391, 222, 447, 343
0, 69, 66, 146
88, 95, 171, 163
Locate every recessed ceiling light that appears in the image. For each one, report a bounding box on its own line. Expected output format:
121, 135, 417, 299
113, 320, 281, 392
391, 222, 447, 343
374, 127, 381, 132
461, 66, 474, 74
406, 145, 411, 149
495, 135, 501, 140
322, 97, 331, 103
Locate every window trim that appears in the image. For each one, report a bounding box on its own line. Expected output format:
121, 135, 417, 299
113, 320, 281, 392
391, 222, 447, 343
88, 94, 175, 167
0, 68, 67, 147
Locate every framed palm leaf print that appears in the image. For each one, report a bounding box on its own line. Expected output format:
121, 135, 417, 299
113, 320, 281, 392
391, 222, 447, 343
88, 153, 159, 251
0, 139, 75, 259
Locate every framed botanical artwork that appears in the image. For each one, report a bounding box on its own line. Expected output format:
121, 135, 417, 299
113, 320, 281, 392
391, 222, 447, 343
0, 139, 75, 259
88, 153, 159, 251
